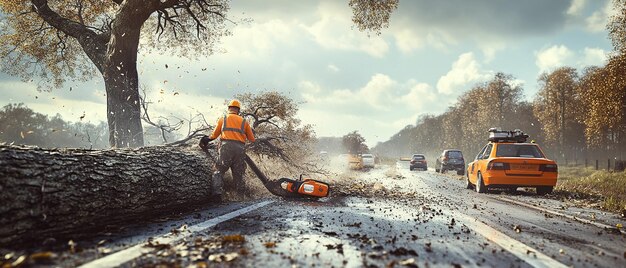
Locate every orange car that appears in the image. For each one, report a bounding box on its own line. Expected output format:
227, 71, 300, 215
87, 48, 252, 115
466, 129, 558, 195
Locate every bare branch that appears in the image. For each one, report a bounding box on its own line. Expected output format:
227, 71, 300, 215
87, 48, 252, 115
167, 127, 212, 146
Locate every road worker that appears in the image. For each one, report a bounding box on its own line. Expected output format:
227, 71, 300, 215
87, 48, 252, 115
199, 99, 255, 201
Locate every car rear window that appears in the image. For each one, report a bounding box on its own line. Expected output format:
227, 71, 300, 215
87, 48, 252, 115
495, 144, 544, 158
447, 151, 463, 158
413, 155, 425, 160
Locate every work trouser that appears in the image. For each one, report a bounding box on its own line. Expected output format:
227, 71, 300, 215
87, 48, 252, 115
212, 140, 247, 195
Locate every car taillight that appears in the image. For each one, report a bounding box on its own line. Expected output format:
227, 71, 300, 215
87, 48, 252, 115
443, 157, 448, 161
487, 162, 510, 170
539, 164, 558, 172
410, 160, 416, 164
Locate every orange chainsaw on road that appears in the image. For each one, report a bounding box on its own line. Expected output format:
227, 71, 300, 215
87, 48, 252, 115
244, 154, 330, 199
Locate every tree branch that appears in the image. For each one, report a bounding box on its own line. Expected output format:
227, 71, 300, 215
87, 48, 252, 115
31, 0, 95, 40
167, 127, 212, 146
30, 0, 108, 71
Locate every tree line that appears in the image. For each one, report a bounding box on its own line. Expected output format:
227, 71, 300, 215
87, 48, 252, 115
374, 1, 626, 162
0, 103, 180, 149
373, 65, 625, 162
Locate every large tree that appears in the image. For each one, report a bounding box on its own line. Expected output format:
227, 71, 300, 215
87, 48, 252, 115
0, 0, 229, 147
342, 130, 369, 154
533, 67, 584, 155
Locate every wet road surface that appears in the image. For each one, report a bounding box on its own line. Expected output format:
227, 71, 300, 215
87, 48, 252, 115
48, 164, 626, 267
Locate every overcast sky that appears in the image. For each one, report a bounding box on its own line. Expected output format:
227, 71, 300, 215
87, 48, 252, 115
0, 0, 615, 147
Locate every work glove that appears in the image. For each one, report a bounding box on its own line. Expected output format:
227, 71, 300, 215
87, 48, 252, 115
199, 135, 213, 151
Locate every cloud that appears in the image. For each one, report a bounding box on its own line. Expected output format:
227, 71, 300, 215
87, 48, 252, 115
585, 0, 614, 32
437, 52, 491, 95
327, 64, 339, 72
297, 74, 439, 144
580, 47, 607, 66
392, 28, 424, 53
567, 0, 587, 16
303, 1, 389, 57
535, 45, 574, 72
535, 45, 606, 72
401, 0, 570, 36
0, 79, 107, 124
219, 19, 296, 61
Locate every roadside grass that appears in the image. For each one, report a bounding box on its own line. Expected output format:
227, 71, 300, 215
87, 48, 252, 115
555, 166, 626, 213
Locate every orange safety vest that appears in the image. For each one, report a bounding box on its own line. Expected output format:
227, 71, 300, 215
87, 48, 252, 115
209, 113, 255, 143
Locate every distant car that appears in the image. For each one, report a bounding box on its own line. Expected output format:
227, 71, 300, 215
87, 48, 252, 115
466, 129, 558, 195
409, 154, 427, 171
436, 150, 465, 175
361, 154, 375, 168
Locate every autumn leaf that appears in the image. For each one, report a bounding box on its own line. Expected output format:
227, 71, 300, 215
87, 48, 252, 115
221, 234, 245, 243
30, 251, 57, 262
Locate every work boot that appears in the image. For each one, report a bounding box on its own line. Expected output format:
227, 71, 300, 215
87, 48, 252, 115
212, 171, 224, 196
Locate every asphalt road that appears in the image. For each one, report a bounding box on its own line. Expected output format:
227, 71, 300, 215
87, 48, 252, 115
32, 163, 626, 267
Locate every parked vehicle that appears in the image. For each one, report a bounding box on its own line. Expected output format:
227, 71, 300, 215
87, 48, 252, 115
410, 154, 427, 171
436, 150, 465, 175
361, 154, 375, 168
466, 128, 558, 195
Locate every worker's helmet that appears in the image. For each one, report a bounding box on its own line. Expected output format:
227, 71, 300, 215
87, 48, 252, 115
228, 99, 241, 109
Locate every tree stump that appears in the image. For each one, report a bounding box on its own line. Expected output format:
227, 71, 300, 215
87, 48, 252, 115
0, 144, 215, 247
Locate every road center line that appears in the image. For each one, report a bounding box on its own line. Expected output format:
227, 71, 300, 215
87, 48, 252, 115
79, 200, 275, 268
455, 212, 568, 268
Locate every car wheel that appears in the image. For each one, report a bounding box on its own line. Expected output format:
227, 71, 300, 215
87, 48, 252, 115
435, 168, 440, 173
476, 172, 488, 193
441, 167, 446, 174
536, 186, 553, 195
457, 169, 464, 176
465, 174, 474, 190
409, 167, 413, 171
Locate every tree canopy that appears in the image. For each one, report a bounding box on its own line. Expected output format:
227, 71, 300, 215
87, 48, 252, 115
342, 130, 369, 154
0, 0, 229, 87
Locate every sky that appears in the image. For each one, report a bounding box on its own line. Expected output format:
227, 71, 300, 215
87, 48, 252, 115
0, 0, 617, 147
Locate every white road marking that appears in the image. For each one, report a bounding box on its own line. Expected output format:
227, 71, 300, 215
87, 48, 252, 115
455, 212, 568, 268
496, 196, 625, 235
79, 200, 275, 268
397, 166, 568, 267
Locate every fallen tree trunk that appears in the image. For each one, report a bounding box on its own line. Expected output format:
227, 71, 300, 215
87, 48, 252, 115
0, 144, 216, 247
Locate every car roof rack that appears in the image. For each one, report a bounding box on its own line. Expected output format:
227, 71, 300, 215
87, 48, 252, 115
488, 128, 529, 143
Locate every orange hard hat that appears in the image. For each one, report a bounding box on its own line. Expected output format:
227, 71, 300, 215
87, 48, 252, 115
228, 99, 241, 109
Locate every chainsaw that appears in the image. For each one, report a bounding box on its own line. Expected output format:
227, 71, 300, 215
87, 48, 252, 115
244, 154, 330, 199
200, 141, 329, 198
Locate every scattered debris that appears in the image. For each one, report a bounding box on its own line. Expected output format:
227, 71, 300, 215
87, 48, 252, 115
399, 258, 418, 267
30, 252, 57, 263
222, 234, 245, 244
208, 252, 238, 262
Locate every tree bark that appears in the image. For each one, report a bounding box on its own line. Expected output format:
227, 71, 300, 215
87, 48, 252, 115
0, 144, 216, 247
103, 0, 154, 148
